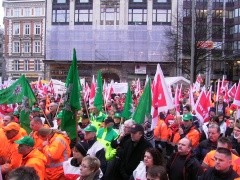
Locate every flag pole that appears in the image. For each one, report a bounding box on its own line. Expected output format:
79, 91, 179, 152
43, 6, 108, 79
39, 106, 51, 127
75, 109, 79, 143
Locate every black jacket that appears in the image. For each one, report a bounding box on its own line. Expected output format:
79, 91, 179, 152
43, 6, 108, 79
230, 136, 240, 156
199, 167, 239, 180
119, 136, 152, 180
166, 152, 203, 180
111, 133, 131, 159
195, 139, 218, 163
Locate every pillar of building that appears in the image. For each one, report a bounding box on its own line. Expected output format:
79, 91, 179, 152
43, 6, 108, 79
69, 0, 75, 29
147, 0, 153, 30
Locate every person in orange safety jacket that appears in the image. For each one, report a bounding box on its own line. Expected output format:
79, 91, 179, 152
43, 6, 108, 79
172, 113, 200, 149
1, 122, 23, 175
202, 137, 240, 175
0, 114, 28, 136
154, 114, 168, 153
29, 117, 49, 151
15, 136, 47, 180
38, 127, 71, 180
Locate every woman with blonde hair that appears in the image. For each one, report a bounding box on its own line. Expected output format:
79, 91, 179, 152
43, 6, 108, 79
78, 156, 101, 180
38, 127, 71, 180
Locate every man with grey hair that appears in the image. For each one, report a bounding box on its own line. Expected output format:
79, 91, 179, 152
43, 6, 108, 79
45, 102, 58, 127
195, 124, 221, 163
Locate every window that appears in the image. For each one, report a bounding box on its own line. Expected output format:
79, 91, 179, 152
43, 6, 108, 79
24, 24, 30, 35
34, 23, 41, 34
34, 41, 41, 53
24, 60, 29, 71
35, 7, 41, 16
25, 8, 31, 16
14, 60, 20, 71
23, 42, 30, 53
75, 9, 92, 22
13, 42, 20, 53
80, 0, 89, 2
153, 9, 171, 23
52, 10, 70, 22
34, 60, 41, 71
6, 8, 10, 17
14, 8, 20, 17
133, 0, 143, 2
57, 0, 66, 3
13, 23, 20, 35
129, 9, 147, 23
157, 0, 167, 2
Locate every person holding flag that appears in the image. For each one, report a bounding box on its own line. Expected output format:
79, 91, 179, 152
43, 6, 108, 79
172, 113, 200, 149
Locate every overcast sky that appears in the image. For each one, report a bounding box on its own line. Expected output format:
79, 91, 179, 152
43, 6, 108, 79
0, 0, 4, 28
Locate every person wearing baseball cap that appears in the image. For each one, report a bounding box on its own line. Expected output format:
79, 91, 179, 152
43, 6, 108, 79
113, 113, 121, 131
1, 122, 23, 175
119, 123, 152, 179
97, 117, 119, 162
89, 105, 107, 131
15, 136, 47, 180
84, 124, 107, 173
172, 113, 200, 149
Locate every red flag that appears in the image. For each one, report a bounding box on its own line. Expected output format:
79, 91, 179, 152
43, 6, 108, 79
195, 90, 209, 124
37, 77, 43, 90
135, 78, 141, 96
193, 74, 202, 92
228, 83, 237, 99
84, 82, 90, 102
103, 79, 108, 100
178, 84, 183, 102
174, 84, 180, 114
104, 80, 114, 102
224, 85, 229, 104
151, 64, 174, 129
48, 79, 55, 95
233, 80, 240, 119
89, 75, 96, 106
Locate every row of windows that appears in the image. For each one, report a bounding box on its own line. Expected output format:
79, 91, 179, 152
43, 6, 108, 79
13, 60, 41, 71
6, 7, 43, 17
55, 0, 167, 3
184, 0, 233, 2
52, 9, 171, 23
13, 23, 41, 35
13, 41, 41, 53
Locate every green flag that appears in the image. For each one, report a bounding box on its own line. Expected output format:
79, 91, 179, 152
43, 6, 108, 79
94, 71, 103, 111
132, 79, 152, 124
61, 49, 81, 140
0, 75, 26, 104
19, 76, 37, 134
122, 84, 134, 120
0, 75, 37, 133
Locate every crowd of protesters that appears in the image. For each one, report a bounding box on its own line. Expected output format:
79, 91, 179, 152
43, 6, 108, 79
0, 83, 240, 180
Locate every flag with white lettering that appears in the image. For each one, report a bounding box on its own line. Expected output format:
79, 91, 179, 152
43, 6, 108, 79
151, 64, 174, 129
195, 90, 209, 124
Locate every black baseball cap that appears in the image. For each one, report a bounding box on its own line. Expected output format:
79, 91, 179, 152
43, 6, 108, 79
130, 124, 144, 133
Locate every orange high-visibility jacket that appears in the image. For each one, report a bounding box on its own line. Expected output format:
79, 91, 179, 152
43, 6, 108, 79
21, 148, 47, 180
1, 132, 23, 174
31, 131, 44, 152
42, 133, 71, 180
202, 150, 240, 175
172, 126, 200, 148
154, 119, 168, 142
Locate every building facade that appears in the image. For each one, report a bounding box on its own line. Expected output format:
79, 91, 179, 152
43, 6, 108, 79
0, 27, 4, 78
179, 0, 240, 84
2, 0, 45, 81
44, 0, 175, 83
